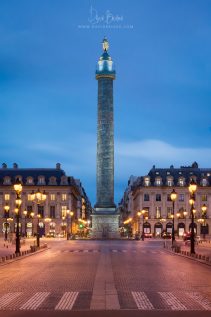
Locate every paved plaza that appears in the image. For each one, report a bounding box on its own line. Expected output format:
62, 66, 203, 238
0, 239, 211, 317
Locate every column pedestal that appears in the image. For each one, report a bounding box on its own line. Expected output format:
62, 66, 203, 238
91, 210, 120, 239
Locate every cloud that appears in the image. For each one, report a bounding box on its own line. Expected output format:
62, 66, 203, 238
115, 139, 211, 179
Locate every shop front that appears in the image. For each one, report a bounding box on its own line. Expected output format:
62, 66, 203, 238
166, 222, 173, 234
154, 222, 163, 237
143, 222, 152, 237
178, 222, 185, 237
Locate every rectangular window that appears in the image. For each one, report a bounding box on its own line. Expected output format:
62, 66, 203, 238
61, 205, 67, 217
179, 194, 185, 202
167, 207, 173, 218
167, 180, 172, 186
62, 194, 67, 201
38, 205, 44, 218
27, 206, 33, 218
27, 194, 32, 201
4, 209, 10, 218
144, 194, 150, 201
143, 207, 149, 219
156, 194, 161, 201
50, 206, 56, 218
156, 179, 161, 186
4, 194, 10, 201
144, 178, 150, 186
155, 207, 161, 219
202, 194, 207, 201
179, 179, 184, 186
50, 194, 56, 201
4, 178, 10, 184
38, 177, 45, 184
167, 194, 172, 202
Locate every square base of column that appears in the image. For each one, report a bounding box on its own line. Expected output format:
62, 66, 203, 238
91, 213, 120, 239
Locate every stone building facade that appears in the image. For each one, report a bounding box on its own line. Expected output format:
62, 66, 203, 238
120, 162, 210, 238
0, 163, 91, 239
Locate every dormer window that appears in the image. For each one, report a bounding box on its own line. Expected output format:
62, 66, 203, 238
60, 176, 68, 185
15, 176, 22, 183
201, 178, 208, 186
156, 172, 159, 175
3, 177, 11, 185
38, 176, 45, 185
167, 177, 173, 187
144, 177, 150, 186
26, 177, 34, 185
49, 176, 57, 185
178, 178, 184, 186
155, 178, 162, 186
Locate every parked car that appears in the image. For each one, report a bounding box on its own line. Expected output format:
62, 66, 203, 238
162, 231, 172, 239
183, 232, 191, 241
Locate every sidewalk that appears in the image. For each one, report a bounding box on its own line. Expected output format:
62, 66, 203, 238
164, 239, 211, 265
0, 237, 37, 257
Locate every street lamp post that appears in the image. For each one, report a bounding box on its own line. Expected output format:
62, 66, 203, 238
23, 210, 27, 237
137, 211, 141, 236
189, 179, 197, 254
66, 210, 74, 239
30, 212, 34, 236
4, 205, 10, 241
201, 204, 207, 240
37, 214, 41, 247
30, 189, 46, 247
170, 189, 177, 247
139, 209, 146, 240
14, 178, 23, 254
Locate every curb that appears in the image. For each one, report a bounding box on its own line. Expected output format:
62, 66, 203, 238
0, 244, 49, 266
163, 245, 211, 266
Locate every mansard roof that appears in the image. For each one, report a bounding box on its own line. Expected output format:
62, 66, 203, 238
132, 162, 211, 189
148, 165, 211, 185
0, 166, 78, 187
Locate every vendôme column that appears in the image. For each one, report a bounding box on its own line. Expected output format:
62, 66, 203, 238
92, 38, 119, 239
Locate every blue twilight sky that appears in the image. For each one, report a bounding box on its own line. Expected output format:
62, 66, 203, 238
0, 0, 211, 204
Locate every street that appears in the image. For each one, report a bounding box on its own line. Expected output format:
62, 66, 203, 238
0, 239, 211, 317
